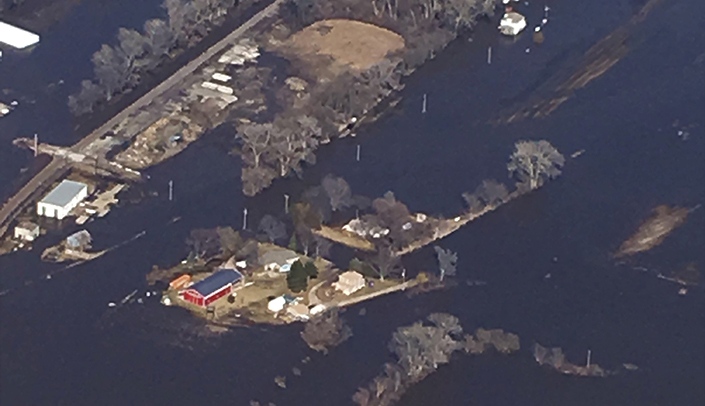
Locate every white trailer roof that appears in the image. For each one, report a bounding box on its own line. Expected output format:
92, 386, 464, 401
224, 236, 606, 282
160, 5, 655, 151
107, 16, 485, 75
0, 21, 40, 49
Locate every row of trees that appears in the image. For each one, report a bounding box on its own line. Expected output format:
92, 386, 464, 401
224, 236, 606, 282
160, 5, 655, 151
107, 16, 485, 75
68, 0, 241, 116
352, 313, 520, 406
462, 140, 565, 213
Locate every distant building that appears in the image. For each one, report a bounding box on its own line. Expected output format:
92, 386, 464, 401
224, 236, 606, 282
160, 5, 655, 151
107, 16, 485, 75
499, 12, 527, 36
0, 21, 40, 49
286, 303, 310, 321
268, 296, 286, 313
333, 271, 366, 296
14, 221, 40, 242
259, 249, 299, 273
182, 269, 243, 307
37, 180, 88, 220
66, 230, 92, 251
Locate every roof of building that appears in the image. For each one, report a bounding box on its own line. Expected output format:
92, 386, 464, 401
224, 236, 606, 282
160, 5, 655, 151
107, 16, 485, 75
0, 21, 40, 49
66, 230, 92, 248
40, 180, 88, 207
189, 269, 242, 298
502, 12, 526, 24
338, 271, 365, 285
16, 221, 39, 231
259, 249, 299, 266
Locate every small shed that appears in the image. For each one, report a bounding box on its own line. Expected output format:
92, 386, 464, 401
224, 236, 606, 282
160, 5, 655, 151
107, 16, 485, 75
333, 271, 366, 296
169, 274, 192, 290
182, 269, 243, 307
66, 230, 92, 251
268, 296, 286, 313
499, 12, 527, 36
287, 303, 310, 321
37, 180, 89, 220
14, 221, 40, 242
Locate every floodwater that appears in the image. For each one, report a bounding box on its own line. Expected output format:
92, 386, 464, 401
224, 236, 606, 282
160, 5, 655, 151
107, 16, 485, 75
1, 0, 704, 405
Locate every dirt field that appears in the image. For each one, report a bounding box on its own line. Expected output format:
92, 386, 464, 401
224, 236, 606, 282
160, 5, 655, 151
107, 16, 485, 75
280, 19, 405, 76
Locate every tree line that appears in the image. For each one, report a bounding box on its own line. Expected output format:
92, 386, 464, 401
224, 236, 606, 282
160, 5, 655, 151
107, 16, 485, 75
352, 313, 520, 406
236, 0, 496, 196
68, 0, 242, 116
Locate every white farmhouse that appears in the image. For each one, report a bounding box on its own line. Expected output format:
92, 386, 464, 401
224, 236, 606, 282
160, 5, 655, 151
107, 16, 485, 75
333, 271, 366, 296
37, 180, 88, 220
499, 12, 527, 36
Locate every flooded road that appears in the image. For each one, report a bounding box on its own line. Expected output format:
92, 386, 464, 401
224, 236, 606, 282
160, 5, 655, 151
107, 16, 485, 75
1, 0, 704, 405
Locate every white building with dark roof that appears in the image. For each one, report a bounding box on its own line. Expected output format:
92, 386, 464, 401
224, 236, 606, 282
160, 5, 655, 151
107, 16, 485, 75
37, 180, 88, 220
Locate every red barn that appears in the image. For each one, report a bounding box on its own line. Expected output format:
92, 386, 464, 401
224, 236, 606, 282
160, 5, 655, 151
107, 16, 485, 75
182, 269, 243, 307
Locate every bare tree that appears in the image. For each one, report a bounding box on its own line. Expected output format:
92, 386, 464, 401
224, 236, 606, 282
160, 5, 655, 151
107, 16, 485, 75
91, 44, 130, 100
237, 122, 274, 168
258, 215, 287, 243
300, 309, 352, 353
143, 19, 176, 61
322, 174, 353, 211
186, 228, 221, 258
476, 179, 509, 206
68, 80, 104, 116
433, 246, 457, 281
507, 140, 565, 190
117, 27, 148, 76
241, 166, 276, 197
367, 239, 402, 281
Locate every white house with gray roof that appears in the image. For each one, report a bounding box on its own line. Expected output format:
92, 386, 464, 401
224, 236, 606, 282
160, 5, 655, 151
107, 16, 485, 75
259, 249, 299, 273
37, 180, 88, 220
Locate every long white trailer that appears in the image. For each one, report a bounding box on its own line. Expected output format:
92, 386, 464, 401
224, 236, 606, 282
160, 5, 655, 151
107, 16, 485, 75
0, 21, 40, 49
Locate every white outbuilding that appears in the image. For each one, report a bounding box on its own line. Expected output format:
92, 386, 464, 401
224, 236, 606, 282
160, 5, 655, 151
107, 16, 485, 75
499, 12, 527, 36
0, 21, 40, 49
14, 221, 40, 241
37, 180, 89, 220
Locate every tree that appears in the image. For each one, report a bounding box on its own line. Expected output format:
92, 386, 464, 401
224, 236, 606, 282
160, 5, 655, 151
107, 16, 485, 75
91, 44, 131, 100
186, 228, 221, 258
287, 261, 309, 292
301, 309, 352, 353
367, 239, 402, 281
434, 246, 457, 281
258, 215, 287, 243
507, 140, 565, 190
237, 122, 274, 168
291, 202, 322, 256
216, 226, 242, 256
68, 80, 104, 116
241, 166, 276, 197
322, 174, 353, 211
467, 179, 509, 208
117, 27, 148, 76
303, 260, 318, 278
143, 19, 176, 62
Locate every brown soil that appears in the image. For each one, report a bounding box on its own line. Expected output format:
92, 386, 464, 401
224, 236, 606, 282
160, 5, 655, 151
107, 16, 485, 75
279, 19, 405, 77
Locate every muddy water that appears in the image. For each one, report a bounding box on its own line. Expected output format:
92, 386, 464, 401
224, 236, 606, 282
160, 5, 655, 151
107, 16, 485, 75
1, 0, 704, 405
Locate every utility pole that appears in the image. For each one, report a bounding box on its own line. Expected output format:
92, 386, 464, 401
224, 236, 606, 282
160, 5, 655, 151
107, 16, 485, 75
487, 46, 492, 64
168, 180, 173, 201
356, 144, 361, 162
586, 349, 591, 368
33, 133, 38, 157
243, 208, 248, 230
422, 93, 427, 114
284, 194, 289, 214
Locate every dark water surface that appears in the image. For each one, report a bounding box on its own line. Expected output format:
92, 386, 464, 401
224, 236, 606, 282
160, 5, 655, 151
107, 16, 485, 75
1, 0, 704, 405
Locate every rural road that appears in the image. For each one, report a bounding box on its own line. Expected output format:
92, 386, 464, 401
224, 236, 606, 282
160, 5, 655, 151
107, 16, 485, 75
0, 0, 285, 237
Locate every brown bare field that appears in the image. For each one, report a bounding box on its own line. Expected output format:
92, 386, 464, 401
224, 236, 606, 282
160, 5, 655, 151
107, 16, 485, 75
280, 19, 405, 76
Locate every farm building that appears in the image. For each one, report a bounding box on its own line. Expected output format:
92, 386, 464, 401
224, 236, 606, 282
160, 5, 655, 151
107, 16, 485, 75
333, 271, 366, 296
259, 249, 299, 272
0, 21, 40, 49
182, 269, 243, 307
37, 180, 88, 220
14, 221, 40, 241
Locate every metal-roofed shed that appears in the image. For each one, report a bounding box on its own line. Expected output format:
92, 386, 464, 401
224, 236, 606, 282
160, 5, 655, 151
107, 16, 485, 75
37, 180, 89, 220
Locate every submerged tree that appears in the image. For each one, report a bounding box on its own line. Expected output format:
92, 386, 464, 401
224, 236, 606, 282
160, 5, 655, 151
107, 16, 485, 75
301, 309, 352, 353
434, 246, 458, 281
322, 174, 353, 212
258, 215, 287, 243
507, 140, 565, 190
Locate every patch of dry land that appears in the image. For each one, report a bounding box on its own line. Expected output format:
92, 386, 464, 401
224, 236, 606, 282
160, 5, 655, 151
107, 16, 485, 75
615, 205, 691, 258
279, 19, 405, 76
